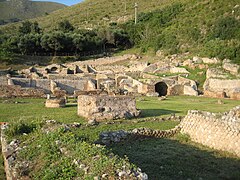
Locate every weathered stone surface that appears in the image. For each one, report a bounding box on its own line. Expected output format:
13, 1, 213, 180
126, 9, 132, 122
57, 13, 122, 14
142, 64, 158, 73
223, 62, 239, 75
206, 68, 227, 79
203, 78, 240, 99
78, 95, 140, 120
180, 106, 240, 157
183, 85, 198, 96
168, 84, 184, 96
45, 98, 66, 108
192, 56, 203, 64
0, 85, 45, 98
202, 57, 220, 64
204, 90, 226, 99
170, 67, 189, 74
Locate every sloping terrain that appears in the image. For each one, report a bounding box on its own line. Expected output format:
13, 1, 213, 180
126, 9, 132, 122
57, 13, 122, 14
0, 0, 66, 25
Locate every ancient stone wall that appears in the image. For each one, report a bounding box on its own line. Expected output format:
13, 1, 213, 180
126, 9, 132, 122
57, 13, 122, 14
0, 76, 8, 86
180, 106, 240, 157
78, 95, 140, 120
56, 79, 96, 94
203, 78, 240, 99
0, 85, 45, 98
35, 79, 51, 93
204, 78, 240, 93
68, 54, 136, 67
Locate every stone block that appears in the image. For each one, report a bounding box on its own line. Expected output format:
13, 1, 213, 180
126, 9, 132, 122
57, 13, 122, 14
78, 95, 140, 121
45, 98, 66, 108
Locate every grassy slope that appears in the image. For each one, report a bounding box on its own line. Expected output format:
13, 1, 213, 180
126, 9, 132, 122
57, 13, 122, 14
0, 0, 187, 32
0, 0, 66, 23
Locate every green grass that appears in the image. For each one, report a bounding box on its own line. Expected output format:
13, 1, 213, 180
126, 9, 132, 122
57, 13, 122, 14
0, 96, 239, 179
110, 137, 240, 180
1, 96, 239, 123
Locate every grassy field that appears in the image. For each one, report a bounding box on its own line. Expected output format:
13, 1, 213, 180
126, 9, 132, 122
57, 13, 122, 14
0, 96, 239, 179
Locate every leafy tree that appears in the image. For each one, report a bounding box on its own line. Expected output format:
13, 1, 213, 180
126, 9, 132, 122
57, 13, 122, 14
19, 21, 32, 34
18, 34, 42, 55
57, 20, 74, 32
41, 31, 66, 56
31, 21, 41, 34
19, 21, 41, 34
71, 33, 84, 54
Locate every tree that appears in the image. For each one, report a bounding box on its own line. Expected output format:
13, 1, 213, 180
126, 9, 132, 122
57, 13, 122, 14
31, 21, 41, 34
72, 33, 84, 54
41, 31, 66, 56
57, 20, 74, 33
19, 21, 41, 34
18, 34, 42, 55
19, 21, 32, 34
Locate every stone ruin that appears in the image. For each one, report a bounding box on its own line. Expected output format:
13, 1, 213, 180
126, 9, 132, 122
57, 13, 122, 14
78, 95, 140, 121
0, 54, 203, 98
0, 53, 239, 100
45, 98, 66, 108
180, 106, 240, 157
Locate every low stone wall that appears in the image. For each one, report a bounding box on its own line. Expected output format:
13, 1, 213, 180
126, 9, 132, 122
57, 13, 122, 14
203, 78, 240, 99
0, 85, 45, 98
0, 76, 8, 86
45, 98, 66, 108
204, 90, 226, 99
180, 106, 240, 157
98, 126, 181, 145
78, 95, 140, 120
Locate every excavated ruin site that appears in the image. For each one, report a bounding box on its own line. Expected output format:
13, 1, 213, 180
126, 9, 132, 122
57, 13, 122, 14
0, 54, 240, 179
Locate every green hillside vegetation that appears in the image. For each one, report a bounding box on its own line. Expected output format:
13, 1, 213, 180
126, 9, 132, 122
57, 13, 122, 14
0, 0, 66, 25
0, 0, 240, 65
120, 1, 240, 63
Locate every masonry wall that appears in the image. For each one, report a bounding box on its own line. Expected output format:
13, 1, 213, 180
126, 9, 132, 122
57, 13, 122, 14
9, 78, 96, 94
78, 95, 140, 120
204, 78, 240, 93
56, 79, 96, 94
0, 85, 45, 98
0, 77, 8, 86
180, 106, 240, 157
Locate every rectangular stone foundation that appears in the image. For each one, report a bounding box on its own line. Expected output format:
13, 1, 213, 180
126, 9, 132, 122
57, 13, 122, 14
78, 95, 140, 121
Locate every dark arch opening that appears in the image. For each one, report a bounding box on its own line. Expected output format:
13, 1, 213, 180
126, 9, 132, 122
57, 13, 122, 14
155, 82, 168, 96
50, 67, 58, 72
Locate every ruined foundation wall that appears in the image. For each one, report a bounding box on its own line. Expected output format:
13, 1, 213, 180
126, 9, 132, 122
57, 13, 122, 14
35, 79, 51, 93
204, 79, 240, 97
56, 79, 96, 94
0, 77, 8, 85
78, 95, 140, 120
180, 106, 240, 157
0, 85, 45, 98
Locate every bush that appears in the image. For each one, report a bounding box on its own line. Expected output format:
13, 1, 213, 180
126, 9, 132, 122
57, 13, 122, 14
6, 120, 42, 138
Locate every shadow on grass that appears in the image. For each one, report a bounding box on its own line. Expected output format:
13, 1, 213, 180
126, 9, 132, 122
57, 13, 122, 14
65, 104, 77, 108
109, 138, 240, 180
140, 109, 180, 118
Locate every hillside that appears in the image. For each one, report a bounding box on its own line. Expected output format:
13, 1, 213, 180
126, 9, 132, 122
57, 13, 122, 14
0, 0, 66, 25
1, 0, 187, 31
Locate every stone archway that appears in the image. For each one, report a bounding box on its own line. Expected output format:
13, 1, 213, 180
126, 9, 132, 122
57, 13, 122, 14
155, 82, 168, 96
50, 67, 58, 72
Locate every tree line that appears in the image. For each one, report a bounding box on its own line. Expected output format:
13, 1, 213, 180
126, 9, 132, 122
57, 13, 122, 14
0, 20, 131, 61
